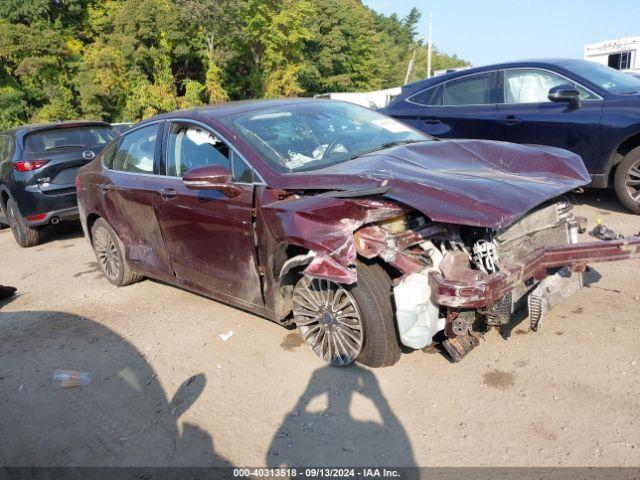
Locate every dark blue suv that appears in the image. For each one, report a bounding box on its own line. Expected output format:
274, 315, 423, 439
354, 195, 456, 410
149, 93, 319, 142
0, 121, 116, 247
382, 59, 640, 213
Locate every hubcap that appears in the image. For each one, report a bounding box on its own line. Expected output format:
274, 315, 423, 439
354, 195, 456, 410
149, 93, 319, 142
93, 226, 120, 281
625, 160, 640, 204
292, 277, 363, 366
8, 203, 23, 243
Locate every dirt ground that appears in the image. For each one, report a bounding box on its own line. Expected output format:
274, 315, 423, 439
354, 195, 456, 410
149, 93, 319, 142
1, 190, 639, 469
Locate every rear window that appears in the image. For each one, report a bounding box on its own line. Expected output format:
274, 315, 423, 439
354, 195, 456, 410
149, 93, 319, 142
24, 126, 116, 153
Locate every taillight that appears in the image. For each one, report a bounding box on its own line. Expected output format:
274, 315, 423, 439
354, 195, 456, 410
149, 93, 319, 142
12, 160, 49, 172
26, 213, 47, 222
75, 176, 81, 190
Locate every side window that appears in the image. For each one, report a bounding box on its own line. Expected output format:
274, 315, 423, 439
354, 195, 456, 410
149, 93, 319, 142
112, 124, 158, 173
442, 73, 494, 105
0, 136, 16, 163
100, 141, 118, 169
231, 151, 253, 183
504, 69, 597, 104
166, 123, 230, 177
408, 85, 443, 106
0, 136, 7, 162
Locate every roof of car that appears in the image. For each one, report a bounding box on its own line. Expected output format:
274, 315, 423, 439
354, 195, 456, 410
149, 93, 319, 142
2, 120, 112, 136
140, 98, 327, 124
401, 58, 595, 93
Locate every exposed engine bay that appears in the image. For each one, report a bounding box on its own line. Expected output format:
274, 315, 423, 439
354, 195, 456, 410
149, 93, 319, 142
346, 199, 581, 361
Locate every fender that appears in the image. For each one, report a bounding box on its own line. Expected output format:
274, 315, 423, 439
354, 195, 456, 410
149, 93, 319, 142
596, 130, 640, 188
260, 194, 404, 285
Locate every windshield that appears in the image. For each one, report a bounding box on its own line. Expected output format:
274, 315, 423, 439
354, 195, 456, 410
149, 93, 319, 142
231, 101, 429, 172
24, 126, 116, 153
563, 60, 640, 94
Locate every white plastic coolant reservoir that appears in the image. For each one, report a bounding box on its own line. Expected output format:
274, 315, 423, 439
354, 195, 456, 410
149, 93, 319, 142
393, 268, 445, 349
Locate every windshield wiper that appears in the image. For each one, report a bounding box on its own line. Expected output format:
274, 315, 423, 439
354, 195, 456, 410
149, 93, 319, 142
45, 144, 85, 150
349, 139, 426, 160
618, 90, 639, 95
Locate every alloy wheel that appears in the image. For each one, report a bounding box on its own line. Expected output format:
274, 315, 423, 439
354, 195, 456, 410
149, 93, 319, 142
93, 226, 121, 281
292, 277, 364, 366
625, 159, 640, 205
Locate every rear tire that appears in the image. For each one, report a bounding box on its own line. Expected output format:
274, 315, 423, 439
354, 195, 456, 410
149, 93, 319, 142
6, 199, 42, 248
614, 146, 640, 214
292, 260, 401, 368
91, 218, 143, 287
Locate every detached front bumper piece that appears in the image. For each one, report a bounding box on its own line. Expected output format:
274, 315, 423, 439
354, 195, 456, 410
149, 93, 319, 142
429, 236, 640, 309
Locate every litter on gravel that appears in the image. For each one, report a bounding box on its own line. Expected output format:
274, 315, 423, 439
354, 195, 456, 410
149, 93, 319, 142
53, 369, 92, 388
218, 331, 235, 342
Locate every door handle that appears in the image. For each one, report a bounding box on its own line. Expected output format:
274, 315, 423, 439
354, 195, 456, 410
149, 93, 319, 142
159, 188, 178, 200
99, 185, 112, 193
424, 117, 442, 125
501, 115, 522, 126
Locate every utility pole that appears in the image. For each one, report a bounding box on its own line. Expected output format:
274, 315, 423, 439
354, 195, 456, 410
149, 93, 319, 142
404, 34, 427, 85
426, 13, 433, 79
404, 46, 418, 85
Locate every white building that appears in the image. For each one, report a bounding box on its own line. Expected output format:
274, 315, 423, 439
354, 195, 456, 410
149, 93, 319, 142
584, 36, 640, 73
314, 87, 402, 110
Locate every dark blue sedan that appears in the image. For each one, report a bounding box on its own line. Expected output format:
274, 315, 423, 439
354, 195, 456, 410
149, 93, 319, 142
382, 59, 640, 213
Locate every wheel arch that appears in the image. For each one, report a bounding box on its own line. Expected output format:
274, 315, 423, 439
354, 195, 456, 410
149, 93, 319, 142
85, 212, 102, 245
606, 131, 640, 186
273, 246, 315, 323
0, 186, 12, 208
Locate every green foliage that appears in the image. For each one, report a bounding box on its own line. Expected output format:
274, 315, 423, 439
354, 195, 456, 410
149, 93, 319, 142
0, 84, 28, 127
0, 0, 470, 130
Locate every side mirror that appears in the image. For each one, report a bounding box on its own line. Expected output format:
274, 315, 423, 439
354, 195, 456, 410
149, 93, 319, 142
548, 84, 581, 108
183, 165, 242, 197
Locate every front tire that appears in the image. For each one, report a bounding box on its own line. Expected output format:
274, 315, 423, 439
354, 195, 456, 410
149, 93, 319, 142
292, 261, 401, 368
91, 218, 143, 287
6, 199, 42, 248
614, 147, 640, 214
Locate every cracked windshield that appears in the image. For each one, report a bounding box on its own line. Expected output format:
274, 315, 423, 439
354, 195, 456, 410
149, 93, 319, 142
232, 102, 429, 172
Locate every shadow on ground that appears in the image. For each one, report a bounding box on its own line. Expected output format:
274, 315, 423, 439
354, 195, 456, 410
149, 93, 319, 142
267, 365, 416, 471
0, 311, 232, 469
571, 189, 629, 215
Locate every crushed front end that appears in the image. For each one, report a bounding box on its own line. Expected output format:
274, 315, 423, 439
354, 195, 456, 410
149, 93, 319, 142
352, 200, 640, 362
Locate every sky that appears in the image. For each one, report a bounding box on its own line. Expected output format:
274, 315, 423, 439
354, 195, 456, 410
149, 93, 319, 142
362, 0, 640, 67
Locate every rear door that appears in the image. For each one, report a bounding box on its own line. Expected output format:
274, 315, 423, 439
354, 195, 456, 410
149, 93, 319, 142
22, 125, 116, 195
100, 122, 173, 279
394, 71, 499, 139
153, 120, 263, 308
496, 68, 604, 170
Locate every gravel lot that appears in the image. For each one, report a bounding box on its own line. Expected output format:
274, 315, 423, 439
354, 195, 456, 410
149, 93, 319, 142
1, 190, 639, 468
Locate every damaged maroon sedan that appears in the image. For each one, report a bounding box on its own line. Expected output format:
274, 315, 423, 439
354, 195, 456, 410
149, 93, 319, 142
77, 100, 640, 367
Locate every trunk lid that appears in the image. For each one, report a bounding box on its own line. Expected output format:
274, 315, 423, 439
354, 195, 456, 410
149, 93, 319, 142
24, 146, 102, 195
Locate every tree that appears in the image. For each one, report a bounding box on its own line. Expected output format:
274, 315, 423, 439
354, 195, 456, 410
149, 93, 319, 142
300, 0, 383, 94
0, 0, 471, 129
177, 0, 242, 103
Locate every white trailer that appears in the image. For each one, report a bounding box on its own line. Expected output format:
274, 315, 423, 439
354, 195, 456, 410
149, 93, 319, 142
584, 36, 640, 73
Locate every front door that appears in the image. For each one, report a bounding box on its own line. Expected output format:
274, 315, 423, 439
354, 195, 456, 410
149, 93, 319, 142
496, 68, 604, 171
153, 121, 263, 308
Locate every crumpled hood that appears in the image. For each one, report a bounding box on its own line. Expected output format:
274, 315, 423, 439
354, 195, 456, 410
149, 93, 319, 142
275, 139, 590, 229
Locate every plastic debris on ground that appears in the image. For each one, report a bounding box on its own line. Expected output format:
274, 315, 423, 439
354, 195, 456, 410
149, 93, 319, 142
589, 219, 624, 241
218, 331, 235, 342
53, 369, 93, 388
